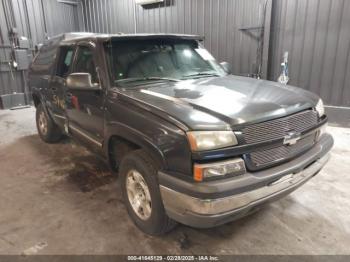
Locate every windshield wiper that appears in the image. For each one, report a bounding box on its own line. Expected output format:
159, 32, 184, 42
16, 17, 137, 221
116, 77, 179, 84
182, 72, 220, 79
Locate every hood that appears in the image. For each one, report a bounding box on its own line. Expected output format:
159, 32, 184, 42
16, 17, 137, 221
119, 75, 319, 131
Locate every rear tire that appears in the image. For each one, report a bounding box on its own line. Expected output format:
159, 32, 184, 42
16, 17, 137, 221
119, 150, 177, 235
36, 104, 62, 143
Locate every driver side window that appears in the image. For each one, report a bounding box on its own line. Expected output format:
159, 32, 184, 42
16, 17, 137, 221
73, 46, 98, 84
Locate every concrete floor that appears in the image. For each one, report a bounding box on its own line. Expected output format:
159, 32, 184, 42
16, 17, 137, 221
0, 107, 349, 255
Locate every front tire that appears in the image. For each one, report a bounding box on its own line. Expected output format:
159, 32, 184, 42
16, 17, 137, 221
119, 150, 177, 235
36, 104, 62, 143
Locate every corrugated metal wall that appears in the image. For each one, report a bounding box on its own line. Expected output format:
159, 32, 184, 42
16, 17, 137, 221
1, 0, 349, 107
0, 0, 81, 98
81, 0, 268, 77
269, 0, 350, 107
81, 0, 135, 34
81, 0, 350, 107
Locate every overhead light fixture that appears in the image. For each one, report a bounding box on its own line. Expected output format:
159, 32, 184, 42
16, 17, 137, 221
135, 0, 164, 6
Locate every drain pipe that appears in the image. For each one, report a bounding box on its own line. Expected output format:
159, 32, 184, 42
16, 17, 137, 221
133, 2, 137, 33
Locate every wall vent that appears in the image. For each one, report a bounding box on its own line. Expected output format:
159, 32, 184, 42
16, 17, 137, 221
135, 0, 164, 6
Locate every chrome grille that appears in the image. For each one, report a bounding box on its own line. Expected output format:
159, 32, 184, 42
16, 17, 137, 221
242, 110, 318, 144
248, 133, 316, 169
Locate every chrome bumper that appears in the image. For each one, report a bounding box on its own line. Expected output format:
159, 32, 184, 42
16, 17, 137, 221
160, 153, 329, 218
159, 133, 333, 228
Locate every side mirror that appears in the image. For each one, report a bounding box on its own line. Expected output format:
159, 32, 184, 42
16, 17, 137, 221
220, 61, 232, 74
66, 73, 100, 90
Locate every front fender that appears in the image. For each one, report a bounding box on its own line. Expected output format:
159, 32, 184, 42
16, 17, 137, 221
104, 95, 193, 177
104, 121, 167, 169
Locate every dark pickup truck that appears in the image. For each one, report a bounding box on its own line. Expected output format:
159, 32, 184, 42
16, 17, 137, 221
28, 33, 333, 235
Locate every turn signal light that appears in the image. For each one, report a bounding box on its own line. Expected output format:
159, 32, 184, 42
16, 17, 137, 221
193, 158, 246, 182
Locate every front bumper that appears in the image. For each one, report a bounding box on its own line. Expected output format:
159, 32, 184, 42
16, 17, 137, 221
159, 134, 333, 228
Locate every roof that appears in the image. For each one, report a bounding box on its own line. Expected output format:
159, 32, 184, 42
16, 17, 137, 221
57, 32, 204, 44
41, 32, 97, 46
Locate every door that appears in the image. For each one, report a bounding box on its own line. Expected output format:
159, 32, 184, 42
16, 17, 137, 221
49, 45, 75, 129
66, 43, 104, 149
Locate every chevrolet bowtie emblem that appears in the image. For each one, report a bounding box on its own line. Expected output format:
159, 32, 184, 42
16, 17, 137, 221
283, 131, 301, 145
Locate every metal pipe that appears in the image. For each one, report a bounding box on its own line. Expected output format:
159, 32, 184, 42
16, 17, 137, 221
133, 0, 137, 33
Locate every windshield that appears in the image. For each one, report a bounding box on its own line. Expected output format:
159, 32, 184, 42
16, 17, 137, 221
105, 39, 226, 86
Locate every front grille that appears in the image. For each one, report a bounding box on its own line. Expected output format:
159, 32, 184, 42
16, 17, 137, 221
247, 133, 316, 170
242, 110, 319, 144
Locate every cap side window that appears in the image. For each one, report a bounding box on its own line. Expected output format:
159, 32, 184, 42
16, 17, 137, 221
55, 46, 75, 78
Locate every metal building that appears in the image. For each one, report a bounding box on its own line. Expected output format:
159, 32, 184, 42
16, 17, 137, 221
0, 0, 80, 108
0, 0, 349, 109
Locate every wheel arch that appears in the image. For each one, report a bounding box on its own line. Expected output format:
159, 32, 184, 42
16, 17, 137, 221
105, 123, 166, 173
32, 93, 41, 107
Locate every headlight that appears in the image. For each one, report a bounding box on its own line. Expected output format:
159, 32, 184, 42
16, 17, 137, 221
315, 99, 325, 117
187, 131, 238, 151
194, 158, 246, 182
